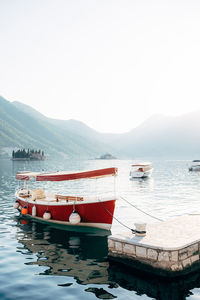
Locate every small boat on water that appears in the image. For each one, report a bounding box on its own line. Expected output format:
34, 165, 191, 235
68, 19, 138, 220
14, 167, 118, 231
130, 162, 153, 178
189, 160, 200, 171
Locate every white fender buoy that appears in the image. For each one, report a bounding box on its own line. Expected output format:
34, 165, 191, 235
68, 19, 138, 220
13, 201, 19, 209
32, 205, 37, 217
69, 211, 81, 225
43, 210, 51, 220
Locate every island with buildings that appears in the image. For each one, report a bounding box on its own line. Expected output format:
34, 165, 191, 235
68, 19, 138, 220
12, 149, 45, 161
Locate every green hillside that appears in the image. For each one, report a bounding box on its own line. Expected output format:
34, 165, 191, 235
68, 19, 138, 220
2, 95, 200, 159
0, 96, 117, 158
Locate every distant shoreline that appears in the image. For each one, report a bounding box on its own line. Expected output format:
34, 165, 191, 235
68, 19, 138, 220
11, 158, 45, 161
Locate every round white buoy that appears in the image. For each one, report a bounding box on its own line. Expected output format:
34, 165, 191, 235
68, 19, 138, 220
43, 210, 51, 220
69, 211, 81, 225
32, 205, 37, 217
13, 201, 19, 209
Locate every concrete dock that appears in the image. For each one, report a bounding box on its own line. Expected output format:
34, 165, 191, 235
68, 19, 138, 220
108, 215, 200, 277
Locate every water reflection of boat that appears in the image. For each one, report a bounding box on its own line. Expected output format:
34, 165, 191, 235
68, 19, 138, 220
16, 218, 200, 300
14, 168, 118, 231
16, 218, 110, 285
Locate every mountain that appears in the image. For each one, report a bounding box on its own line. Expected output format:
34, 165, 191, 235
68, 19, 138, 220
12, 101, 103, 141
114, 112, 200, 158
0, 96, 118, 158
1, 95, 200, 159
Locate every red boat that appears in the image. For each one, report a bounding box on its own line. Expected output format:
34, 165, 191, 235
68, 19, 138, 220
14, 167, 118, 231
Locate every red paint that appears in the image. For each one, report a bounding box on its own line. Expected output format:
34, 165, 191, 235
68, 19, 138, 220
17, 199, 116, 225
16, 168, 118, 181
36, 168, 118, 182
16, 174, 30, 180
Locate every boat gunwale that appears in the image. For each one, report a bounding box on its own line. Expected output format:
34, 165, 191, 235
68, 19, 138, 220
15, 191, 118, 206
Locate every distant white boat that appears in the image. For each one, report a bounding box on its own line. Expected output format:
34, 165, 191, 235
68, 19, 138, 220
189, 160, 200, 171
130, 162, 153, 178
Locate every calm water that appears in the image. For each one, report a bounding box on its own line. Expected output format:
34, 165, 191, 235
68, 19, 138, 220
1, 158, 200, 300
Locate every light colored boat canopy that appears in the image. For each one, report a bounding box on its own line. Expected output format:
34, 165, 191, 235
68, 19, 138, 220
16, 167, 118, 181
16, 171, 41, 181
131, 162, 152, 167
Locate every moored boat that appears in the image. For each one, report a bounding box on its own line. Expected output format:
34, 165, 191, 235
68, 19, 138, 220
14, 168, 118, 231
189, 160, 200, 171
130, 162, 153, 178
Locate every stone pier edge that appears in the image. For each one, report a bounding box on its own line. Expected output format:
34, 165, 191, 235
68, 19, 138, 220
108, 236, 200, 276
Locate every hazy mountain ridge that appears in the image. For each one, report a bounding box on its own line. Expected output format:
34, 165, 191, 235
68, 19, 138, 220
0, 96, 117, 158
1, 95, 200, 158
13, 101, 99, 138
12, 100, 119, 156
116, 112, 200, 157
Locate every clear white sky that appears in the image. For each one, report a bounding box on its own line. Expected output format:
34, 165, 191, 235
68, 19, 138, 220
1, 0, 200, 133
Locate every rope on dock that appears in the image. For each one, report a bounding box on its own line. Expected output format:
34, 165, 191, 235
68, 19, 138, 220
120, 196, 163, 222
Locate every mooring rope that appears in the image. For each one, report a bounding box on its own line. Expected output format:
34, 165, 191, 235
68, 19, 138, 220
99, 195, 163, 233
120, 196, 163, 222
99, 200, 135, 232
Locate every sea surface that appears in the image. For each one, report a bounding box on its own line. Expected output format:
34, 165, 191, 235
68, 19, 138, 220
1, 158, 200, 300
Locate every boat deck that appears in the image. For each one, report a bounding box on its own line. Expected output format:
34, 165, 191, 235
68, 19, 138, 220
16, 189, 117, 204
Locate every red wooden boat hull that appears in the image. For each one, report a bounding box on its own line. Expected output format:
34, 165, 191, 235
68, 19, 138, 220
16, 198, 116, 230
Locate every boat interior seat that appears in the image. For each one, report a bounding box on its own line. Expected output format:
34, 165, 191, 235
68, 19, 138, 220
55, 194, 84, 202
31, 189, 46, 200
19, 189, 31, 198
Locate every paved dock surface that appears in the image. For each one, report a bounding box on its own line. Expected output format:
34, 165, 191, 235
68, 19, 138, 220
108, 215, 200, 277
